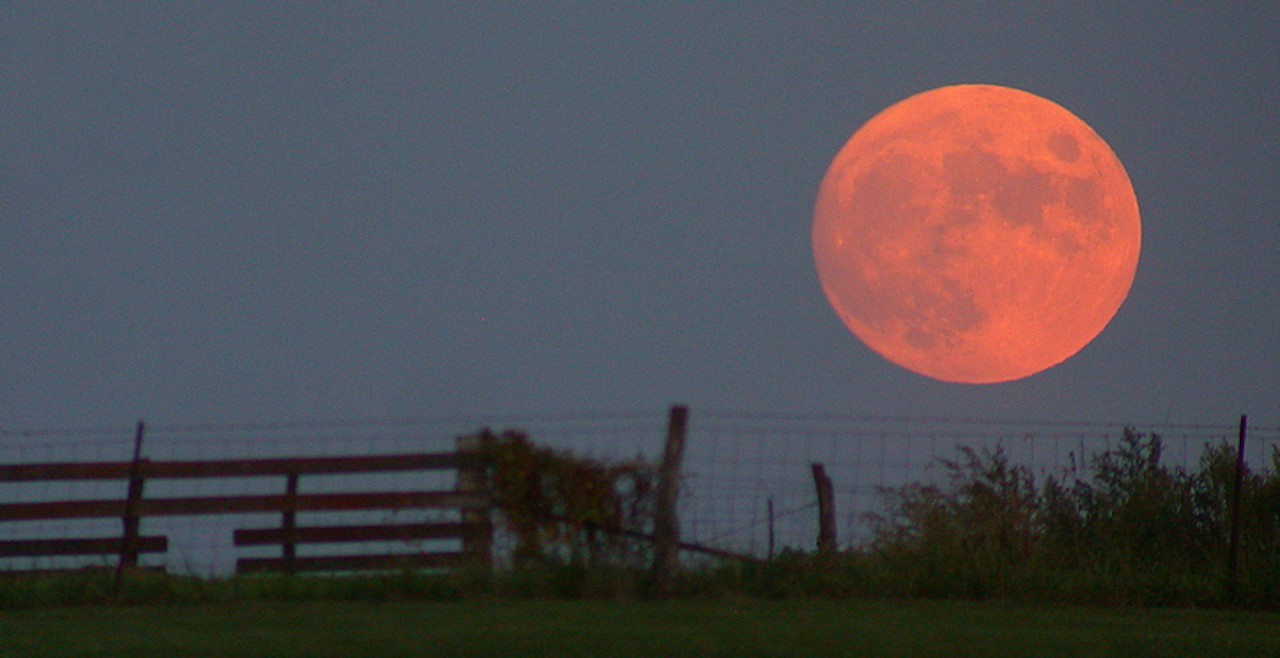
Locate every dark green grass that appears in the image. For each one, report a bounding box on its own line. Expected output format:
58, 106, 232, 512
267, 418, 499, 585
2, 598, 1278, 658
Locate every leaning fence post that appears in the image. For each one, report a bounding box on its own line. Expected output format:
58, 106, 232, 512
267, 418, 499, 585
115, 420, 147, 592
1229, 414, 1248, 598
456, 434, 493, 571
811, 463, 836, 559
652, 405, 689, 596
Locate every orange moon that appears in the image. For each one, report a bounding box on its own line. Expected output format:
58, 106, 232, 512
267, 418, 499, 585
813, 85, 1141, 384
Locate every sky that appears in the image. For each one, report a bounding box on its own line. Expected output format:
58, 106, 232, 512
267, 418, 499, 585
2, 4, 1277, 432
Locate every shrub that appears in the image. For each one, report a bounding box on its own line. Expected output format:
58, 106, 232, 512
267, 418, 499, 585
867, 430, 1280, 606
479, 430, 656, 568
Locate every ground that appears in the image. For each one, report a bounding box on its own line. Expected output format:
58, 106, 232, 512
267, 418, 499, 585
2, 598, 1277, 657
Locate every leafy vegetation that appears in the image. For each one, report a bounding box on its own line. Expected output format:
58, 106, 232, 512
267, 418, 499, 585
479, 429, 656, 567
864, 429, 1280, 606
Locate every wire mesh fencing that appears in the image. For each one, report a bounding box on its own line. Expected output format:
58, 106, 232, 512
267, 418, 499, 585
1, 410, 1275, 575
677, 413, 1278, 559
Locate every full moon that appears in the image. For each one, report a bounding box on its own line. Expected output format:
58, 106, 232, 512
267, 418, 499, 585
813, 84, 1141, 384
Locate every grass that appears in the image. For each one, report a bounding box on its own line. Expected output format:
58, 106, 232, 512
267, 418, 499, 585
2, 598, 1278, 657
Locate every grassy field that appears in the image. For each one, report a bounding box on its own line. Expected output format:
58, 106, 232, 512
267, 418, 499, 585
1, 598, 1277, 657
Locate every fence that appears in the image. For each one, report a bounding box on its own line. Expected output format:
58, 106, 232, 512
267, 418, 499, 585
679, 413, 1280, 562
0, 426, 492, 577
1, 409, 1277, 578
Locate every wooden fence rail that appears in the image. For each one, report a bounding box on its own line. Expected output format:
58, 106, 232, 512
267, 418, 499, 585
0, 435, 492, 577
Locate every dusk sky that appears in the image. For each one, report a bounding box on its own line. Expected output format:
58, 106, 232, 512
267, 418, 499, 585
3, 4, 1277, 432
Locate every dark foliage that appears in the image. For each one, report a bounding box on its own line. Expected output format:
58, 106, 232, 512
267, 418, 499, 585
867, 429, 1280, 606
478, 430, 656, 568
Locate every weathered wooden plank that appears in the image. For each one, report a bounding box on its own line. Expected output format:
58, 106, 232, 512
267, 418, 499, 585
0, 452, 478, 482
234, 522, 474, 546
0, 491, 490, 521
0, 499, 126, 521
0, 462, 132, 482
143, 491, 491, 516
236, 552, 464, 574
118, 426, 148, 575
652, 405, 689, 595
0, 536, 167, 557
145, 452, 474, 478
0, 566, 166, 577
812, 463, 836, 559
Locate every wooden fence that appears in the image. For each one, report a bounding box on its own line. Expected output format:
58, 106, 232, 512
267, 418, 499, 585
0, 407, 770, 585
0, 429, 492, 576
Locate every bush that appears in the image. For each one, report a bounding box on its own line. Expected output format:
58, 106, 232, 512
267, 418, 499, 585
479, 430, 656, 568
866, 430, 1280, 607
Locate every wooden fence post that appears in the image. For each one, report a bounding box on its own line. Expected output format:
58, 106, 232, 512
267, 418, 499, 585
652, 405, 689, 596
1229, 414, 1248, 599
282, 473, 299, 576
456, 434, 492, 570
115, 421, 147, 592
811, 463, 836, 559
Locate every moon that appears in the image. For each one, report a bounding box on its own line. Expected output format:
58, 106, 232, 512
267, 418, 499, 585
813, 85, 1141, 384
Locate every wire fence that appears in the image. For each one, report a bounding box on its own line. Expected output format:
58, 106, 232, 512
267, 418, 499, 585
681, 412, 1278, 559
2, 410, 1276, 575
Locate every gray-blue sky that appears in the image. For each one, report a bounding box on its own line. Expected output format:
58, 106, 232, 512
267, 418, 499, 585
3, 4, 1277, 430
